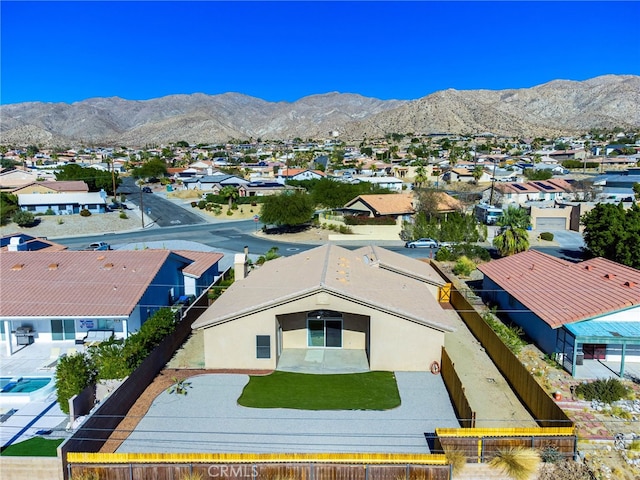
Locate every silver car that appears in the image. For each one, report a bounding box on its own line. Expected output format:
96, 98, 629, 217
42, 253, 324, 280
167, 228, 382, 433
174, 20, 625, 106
404, 238, 439, 248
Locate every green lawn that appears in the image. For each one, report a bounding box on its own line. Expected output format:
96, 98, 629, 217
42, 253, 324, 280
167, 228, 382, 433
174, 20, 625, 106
0, 437, 64, 456
237, 371, 400, 410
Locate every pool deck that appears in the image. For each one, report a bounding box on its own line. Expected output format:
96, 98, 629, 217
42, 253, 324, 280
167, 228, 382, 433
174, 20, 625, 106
0, 340, 75, 448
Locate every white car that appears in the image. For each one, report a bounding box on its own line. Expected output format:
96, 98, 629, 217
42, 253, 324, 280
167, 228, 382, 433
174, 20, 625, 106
404, 238, 439, 248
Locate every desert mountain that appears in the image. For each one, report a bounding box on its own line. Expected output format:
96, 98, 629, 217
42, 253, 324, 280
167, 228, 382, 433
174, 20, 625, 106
1, 75, 638, 147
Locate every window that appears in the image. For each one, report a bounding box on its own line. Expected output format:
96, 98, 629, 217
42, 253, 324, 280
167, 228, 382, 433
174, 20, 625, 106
256, 335, 270, 359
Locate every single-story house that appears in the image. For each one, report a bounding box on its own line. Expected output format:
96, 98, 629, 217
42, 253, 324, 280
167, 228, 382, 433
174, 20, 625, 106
18, 191, 108, 215
192, 244, 455, 371
352, 176, 405, 192
0, 168, 40, 191
342, 193, 415, 221
0, 249, 223, 355
238, 182, 295, 197
478, 250, 640, 377
10, 180, 89, 195
277, 169, 326, 184
483, 179, 574, 206
183, 174, 249, 191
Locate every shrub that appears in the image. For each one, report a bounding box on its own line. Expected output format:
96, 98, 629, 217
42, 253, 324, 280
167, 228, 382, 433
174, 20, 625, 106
79, 208, 91, 217
197, 200, 206, 209
88, 340, 129, 381
338, 225, 352, 234
540, 232, 554, 241
575, 378, 631, 403
55, 353, 96, 414
482, 311, 526, 355
540, 444, 563, 463
44, 208, 55, 215
226, 209, 233, 216
435, 247, 452, 261
488, 447, 540, 480
119, 211, 128, 219
444, 448, 467, 475
452, 256, 475, 277
12, 210, 35, 227
344, 215, 396, 226
191, 201, 197, 208
435, 243, 490, 262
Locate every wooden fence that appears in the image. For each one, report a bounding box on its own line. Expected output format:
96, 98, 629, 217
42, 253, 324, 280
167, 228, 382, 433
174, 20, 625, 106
67, 453, 451, 480
439, 347, 475, 428
430, 262, 572, 429
434, 427, 576, 463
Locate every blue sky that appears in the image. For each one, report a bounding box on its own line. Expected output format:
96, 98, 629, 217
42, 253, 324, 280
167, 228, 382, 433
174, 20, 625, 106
1, 1, 639, 105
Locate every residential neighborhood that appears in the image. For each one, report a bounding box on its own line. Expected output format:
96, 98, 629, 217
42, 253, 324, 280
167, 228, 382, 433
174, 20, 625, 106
1, 128, 640, 480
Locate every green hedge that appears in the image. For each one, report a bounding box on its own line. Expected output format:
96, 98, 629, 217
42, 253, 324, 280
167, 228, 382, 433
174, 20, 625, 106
435, 243, 491, 262
343, 215, 396, 226
539, 232, 554, 241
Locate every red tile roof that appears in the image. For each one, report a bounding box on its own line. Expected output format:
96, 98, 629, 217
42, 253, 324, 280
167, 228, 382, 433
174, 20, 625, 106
1, 250, 175, 317
478, 250, 640, 328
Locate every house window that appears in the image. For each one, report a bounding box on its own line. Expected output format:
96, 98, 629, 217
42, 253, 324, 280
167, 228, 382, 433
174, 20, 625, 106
256, 335, 270, 359
51, 319, 75, 340
307, 310, 342, 348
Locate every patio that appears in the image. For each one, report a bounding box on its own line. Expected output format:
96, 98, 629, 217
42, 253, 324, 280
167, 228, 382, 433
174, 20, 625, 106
276, 348, 369, 374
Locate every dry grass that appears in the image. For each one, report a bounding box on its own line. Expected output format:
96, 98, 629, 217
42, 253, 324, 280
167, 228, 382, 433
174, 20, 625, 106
444, 448, 468, 476
488, 447, 541, 480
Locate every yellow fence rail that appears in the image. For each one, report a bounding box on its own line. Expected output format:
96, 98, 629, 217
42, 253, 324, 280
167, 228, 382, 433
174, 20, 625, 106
67, 452, 449, 465
436, 427, 575, 438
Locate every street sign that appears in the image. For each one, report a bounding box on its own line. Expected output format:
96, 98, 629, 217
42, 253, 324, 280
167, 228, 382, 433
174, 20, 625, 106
253, 215, 259, 222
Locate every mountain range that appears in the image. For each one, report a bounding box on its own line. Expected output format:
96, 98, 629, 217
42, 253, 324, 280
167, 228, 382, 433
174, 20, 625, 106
1, 75, 638, 147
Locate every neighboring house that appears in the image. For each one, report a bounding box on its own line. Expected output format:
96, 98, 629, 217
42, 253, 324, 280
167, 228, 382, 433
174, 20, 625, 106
18, 192, 108, 215
0, 232, 68, 252
352, 175, 404, 192
478, 250, 640, 377
183, 174, 249, 191
483, 179, 573, 206
343, 193, 415, 221
0, 249, 223, 355
192, 244, 455, 371
0, 168, 40, 191
238, 182, 294, 197
445, 168, 491, 183
10, 180, 89, 195
277, 168, 326, 184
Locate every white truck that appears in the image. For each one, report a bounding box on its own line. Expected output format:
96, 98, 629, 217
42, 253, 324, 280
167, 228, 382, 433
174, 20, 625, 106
474, 204, 503, 225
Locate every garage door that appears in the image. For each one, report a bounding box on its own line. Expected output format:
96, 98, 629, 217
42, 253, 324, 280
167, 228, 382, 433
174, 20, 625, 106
536, 217, 566, 230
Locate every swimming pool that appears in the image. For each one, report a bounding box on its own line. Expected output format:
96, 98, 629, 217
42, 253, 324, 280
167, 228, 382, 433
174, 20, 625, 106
0, 377, 55, 406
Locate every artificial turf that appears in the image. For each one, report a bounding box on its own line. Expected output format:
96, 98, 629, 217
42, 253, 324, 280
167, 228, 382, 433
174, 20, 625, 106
0, 437, 64, 456
237, 370, 401, 410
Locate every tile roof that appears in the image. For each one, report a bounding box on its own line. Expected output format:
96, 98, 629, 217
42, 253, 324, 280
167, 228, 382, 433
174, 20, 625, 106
0, 250, 190, 318
477, 250, 640, 328
37, 181, 89, 192
192, 244, 455, 332
173, 250, 224, 277
345, 194, 415, 215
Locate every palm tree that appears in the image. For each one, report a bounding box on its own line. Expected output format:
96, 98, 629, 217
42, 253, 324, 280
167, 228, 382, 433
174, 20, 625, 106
413, 164, 427, 188
219, 185, 239, 210
493, 206, 531, 256
472, 165, 485, 184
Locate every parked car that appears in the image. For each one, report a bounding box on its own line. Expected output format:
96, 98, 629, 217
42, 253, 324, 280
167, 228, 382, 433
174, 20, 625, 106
142, 186, 152, 193
87, 242, 110, 251
404, 238, 439, 248
108, 202, 129, 210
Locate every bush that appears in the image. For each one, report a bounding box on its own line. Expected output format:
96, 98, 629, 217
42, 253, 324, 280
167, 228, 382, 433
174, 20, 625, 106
119, 211, 128, 219
435, 243, 490, 262
55, 353, 97, 414
338, 225, 352, 234
343, 215, 396, 226
540, 232, 554, 241
79, 208, 91, 217
575, 378, 631, 403
453, 256, 476, 277
435, 247, 452, 261
482, 311, 526, 354
88, 340, 129, 381
44, 208, 55, 215
489, 447, 540, 480
197, 200, 206, 209
12, 210, 35, 227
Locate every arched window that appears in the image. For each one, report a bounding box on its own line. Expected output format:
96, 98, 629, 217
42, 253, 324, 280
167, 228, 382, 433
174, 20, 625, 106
307, 310, 342, 348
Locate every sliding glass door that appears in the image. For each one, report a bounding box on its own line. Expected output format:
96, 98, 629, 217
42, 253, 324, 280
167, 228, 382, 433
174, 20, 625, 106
307, 311, 342, 348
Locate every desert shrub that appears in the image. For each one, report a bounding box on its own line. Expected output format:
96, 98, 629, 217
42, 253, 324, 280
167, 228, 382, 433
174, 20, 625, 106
338, 225, 352, 234
119, 211, 128, 219
197, 200, 206, 209
79, 208, 92, 217
575, 378, 631, 403
12, 210, 36, 227
488, 447, 540, 480
191, 201, 197, 208
435, 243, 490, 262
444, 448, 467, 475
537, 459, 593, 480
540, 232, 554, 241
44, 207, 55, 215
482, 311, 526, 354
452, 255, 475, 277
226, 209, 233, 216
540, 444, 563, 463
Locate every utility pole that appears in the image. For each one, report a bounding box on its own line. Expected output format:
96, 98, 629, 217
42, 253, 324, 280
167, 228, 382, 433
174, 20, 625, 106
137, 180, 145, 228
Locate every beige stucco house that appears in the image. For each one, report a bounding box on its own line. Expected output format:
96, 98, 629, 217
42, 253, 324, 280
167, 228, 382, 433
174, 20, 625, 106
192, 244, 455, 372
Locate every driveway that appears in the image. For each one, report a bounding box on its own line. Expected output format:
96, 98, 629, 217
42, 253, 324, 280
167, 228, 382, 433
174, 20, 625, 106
116, 372, 459, 454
